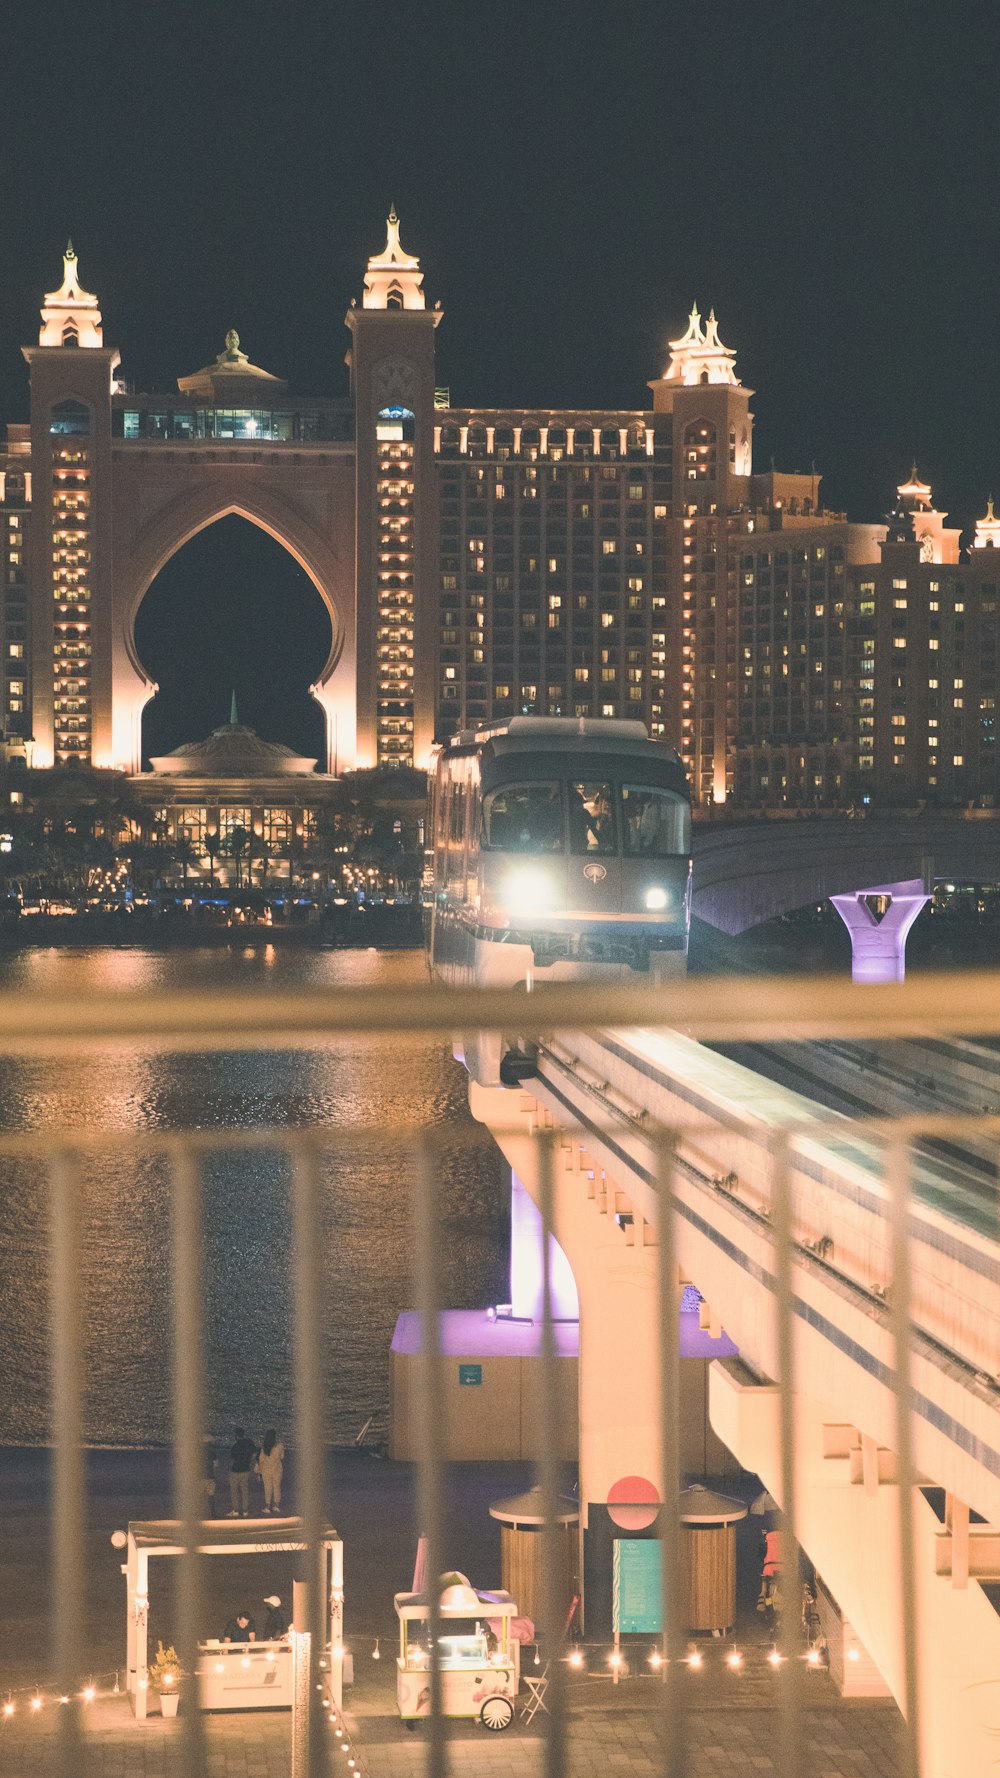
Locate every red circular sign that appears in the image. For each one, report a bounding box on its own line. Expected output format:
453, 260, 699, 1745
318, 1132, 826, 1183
607, 1474, 660, 1531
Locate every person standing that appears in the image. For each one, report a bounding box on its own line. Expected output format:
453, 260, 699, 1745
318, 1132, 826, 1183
227, 1426, 258, 1517
260, 1594, 289, 1639
257, 1428, 285, 1514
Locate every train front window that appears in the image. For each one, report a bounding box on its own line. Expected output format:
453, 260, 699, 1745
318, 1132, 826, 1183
621, 784, 688, 857
482, 783, 563, 853
569, 782, 616, 855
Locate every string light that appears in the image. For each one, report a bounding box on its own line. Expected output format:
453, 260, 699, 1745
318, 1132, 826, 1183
648, 1649, 663, 1669
567, 1648, 584, 1669
768, 1649, 783, 1667
30, 1696, 42, 1712
82, 1685, 96, 1702
727, 1649, 743, 1669
806, 1647, 821, 1666
687, 1649, 703, 1669
371, 1637, 380, 1661
3, 1701, 13, 1718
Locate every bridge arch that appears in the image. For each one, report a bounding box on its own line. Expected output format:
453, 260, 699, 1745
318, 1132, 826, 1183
109, 462, 357, 774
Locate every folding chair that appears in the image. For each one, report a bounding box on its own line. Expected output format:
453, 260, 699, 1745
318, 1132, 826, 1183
521, 1663, 549, 1722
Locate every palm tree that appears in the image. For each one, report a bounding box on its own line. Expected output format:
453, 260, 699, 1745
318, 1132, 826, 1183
223, 825, 249, 889
204, 829, 220, 888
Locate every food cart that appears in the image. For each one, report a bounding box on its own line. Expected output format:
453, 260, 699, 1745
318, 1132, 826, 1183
394, 1573, 519, 1731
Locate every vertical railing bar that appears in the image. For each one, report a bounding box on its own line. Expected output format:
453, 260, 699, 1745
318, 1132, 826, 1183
291, 1138, 331, 1778
770, 1133, 803, 1778
654, 1130, 686, 1778
536, 1125, 566, 1778
887, 1135, 921, 1778
412, 1133, 447, 1778
50, 1147, 85, 1772
171, 1144, 208, 1778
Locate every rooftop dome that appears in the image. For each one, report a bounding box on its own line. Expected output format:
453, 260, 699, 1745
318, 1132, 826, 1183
177, 329, 288, 399
149, 705, 317, 778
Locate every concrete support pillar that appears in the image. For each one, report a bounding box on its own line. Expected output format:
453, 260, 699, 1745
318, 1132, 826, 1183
711, 1364, 1000, 1778
830, 878, 930, 983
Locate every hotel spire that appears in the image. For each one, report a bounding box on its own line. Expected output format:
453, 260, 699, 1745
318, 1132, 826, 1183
38, 241, 104, 347
362, 207, 427, 310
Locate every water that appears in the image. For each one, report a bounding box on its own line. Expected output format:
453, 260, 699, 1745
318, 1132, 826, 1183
0, 946, 508, 1445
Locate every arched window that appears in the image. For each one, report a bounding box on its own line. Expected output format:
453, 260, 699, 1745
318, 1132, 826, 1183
600, 426, 619, 457
6, 471, 24, 499
386, 286, 404, 310
50, 399, 90, 436
439, 425, 461, 457
61, 324, 79, 348
467, 422, 487, 457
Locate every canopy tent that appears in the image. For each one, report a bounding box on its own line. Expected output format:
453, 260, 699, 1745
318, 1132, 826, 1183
125, 1517, 343, 1719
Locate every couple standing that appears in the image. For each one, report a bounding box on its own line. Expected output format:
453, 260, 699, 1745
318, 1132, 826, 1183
228, 1426, 285, 1516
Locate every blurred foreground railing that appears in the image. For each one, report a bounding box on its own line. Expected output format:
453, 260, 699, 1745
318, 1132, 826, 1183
5, 970, 1000, 1777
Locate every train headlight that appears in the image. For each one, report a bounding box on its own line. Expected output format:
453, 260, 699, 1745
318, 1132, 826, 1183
644, 886, 669, 911
502, 865, 557, 917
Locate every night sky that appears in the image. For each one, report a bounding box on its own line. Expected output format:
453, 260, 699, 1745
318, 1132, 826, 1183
3, 6, 1000, 756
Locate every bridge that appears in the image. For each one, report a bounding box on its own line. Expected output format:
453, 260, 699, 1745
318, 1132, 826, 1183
691, 812, 1000, 982
9, 972, 1000, 1778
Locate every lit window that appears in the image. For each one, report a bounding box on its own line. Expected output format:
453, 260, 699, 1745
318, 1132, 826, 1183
893, 637, 906, 648
8, 643, 24, 658
893, 598, 907, 610
955, 601, 965, 613
892, 578, 907, 590
954, 678, 964, 688
954, 755, 964, 766
929, 639, 939, 650
602, 540, 617, 556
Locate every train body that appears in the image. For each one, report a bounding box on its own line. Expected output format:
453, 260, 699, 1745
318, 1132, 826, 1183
424, 716, 692, 1084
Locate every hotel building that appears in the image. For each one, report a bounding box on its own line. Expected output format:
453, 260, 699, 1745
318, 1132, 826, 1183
2, 219, 999, 810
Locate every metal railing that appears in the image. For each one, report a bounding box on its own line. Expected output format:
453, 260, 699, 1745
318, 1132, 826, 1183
5, 969, 1000, 1777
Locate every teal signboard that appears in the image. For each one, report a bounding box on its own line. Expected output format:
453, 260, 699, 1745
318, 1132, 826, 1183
612, 1539, 662, 1633
458, 1363, 483, 1386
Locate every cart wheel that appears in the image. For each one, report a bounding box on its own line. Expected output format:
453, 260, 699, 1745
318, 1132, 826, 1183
480, 1695, 514, 1731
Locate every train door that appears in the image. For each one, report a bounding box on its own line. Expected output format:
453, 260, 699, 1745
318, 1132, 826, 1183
567, 778, 623, 920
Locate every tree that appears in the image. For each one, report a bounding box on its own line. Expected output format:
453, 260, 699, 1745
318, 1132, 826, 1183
223, 824, 249, 889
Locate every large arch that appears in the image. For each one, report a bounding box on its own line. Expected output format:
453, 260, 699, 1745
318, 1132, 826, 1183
134, 516, 333, 766
107, 456, 357, 773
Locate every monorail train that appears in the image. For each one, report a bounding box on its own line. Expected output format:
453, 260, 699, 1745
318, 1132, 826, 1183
424, 716, 692, 1084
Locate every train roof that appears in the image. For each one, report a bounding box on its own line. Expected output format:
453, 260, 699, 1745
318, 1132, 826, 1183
441, 716, 682, 765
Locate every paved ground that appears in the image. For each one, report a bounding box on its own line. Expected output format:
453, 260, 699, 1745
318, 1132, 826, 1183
0, 1448, 902, 1776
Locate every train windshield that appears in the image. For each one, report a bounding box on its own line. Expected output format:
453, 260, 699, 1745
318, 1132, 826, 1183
568, 782, 616, 856
620, 784, 689, 858
481, 782, 563, 853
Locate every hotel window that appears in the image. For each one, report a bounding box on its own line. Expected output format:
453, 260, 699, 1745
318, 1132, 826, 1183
8, 643, 24, 658
892, 578, 907, 590
893, 598, 907, 610
955, 601, 965, 612
954, 755, 964, 766
929, 638, 939, 650
602, 540, 617, 556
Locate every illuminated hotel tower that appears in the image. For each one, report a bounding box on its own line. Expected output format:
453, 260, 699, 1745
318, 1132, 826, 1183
346, 211, 441, 768
21, 245, 120, 768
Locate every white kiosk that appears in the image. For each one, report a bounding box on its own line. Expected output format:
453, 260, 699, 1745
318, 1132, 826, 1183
124, 1518, 343, 1719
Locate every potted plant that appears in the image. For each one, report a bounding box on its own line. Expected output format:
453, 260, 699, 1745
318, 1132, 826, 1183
148, 1641, 182, 1717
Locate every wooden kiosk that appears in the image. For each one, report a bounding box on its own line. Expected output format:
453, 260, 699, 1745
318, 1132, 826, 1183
124, 1518, 344, 1718
488, 1487, 579, 1629
678, 1486, 748, 1634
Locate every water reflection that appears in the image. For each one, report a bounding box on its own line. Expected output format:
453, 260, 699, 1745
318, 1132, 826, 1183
0, 948, 507, 1444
